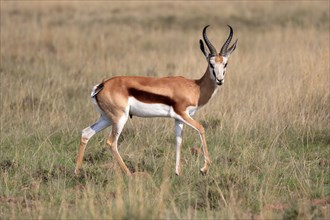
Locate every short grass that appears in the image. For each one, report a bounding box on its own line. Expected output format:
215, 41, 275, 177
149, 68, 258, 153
1, 1, 329, 219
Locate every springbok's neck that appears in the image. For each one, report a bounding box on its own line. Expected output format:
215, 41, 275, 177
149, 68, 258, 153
195, 66, 218, 107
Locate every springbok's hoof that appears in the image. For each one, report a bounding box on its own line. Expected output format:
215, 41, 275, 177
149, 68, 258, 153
200, 168, 208, 176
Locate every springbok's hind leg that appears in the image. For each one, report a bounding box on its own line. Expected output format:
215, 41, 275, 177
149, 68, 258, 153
106, 114, 131, 176
75, 117, 111, 175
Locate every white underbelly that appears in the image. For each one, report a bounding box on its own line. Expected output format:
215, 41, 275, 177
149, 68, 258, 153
128, 97, 176, 118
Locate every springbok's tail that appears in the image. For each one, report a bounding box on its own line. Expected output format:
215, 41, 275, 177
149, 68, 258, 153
90, 82, 106, 116
91, 82, 104, 98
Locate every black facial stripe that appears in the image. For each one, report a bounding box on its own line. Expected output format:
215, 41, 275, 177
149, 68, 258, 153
213, 70, 221, 83
224, 63, 228, 68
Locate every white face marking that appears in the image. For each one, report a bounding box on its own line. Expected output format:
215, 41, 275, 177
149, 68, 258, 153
209, 56, 228, 86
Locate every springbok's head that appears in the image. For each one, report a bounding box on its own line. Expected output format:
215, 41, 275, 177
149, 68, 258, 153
199, 25, 238, 86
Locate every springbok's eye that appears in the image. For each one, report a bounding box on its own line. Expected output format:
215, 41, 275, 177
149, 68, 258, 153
224, 63, 228, 68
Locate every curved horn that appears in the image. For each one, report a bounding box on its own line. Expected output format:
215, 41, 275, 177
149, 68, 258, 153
203, 25, 217, 56
220, 25, 233, 56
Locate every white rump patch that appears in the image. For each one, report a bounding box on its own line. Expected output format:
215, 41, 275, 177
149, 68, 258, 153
91, 84, 102, 97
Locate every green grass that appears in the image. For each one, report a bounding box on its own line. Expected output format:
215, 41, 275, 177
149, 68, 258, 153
1, 1, 329, 219
1, 117, 328, 218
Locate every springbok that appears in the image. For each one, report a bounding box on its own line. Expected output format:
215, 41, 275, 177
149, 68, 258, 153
75, 25, 237, 176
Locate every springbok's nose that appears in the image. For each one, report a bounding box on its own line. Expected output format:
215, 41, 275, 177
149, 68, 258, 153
217, 79, 224, 86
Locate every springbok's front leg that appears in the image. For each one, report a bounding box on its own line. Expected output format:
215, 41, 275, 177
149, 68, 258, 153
179, 113, 211, 175
175, 119, 184, 176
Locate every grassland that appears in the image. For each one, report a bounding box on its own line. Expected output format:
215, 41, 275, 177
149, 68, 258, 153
1, 1, 329, 219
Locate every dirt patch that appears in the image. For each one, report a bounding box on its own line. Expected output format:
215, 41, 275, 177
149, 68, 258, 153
0, 159, 17, 171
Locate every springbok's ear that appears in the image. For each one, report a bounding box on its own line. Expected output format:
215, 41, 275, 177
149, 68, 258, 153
227, 39, 238, 56
199, 39, 208, 58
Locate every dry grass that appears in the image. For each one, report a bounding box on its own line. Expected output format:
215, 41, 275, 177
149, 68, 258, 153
1, 1, 329, 219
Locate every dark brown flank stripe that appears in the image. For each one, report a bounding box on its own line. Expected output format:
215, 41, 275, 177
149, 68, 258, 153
128, 88, 175, 106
